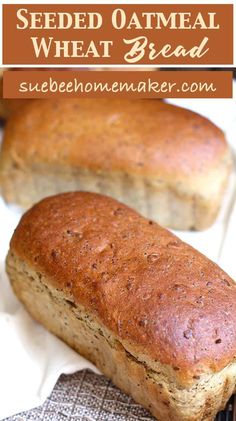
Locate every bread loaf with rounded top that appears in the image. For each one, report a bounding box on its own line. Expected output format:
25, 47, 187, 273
0, 99, 232, 230
6, 192, 236, 420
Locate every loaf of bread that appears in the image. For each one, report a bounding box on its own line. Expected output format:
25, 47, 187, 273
0, 99, 232, 230
6, 192, 236, 421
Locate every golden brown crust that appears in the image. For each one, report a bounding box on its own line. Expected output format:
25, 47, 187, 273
0, 98, 232, 230
1, 98, 228, 179
9, 192, 236, 385
6, 253, 236, 420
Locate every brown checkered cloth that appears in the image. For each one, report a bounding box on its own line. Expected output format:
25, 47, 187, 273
3, 370, 235, 421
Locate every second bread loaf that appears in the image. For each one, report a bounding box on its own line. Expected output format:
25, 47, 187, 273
0, 99, 232, 230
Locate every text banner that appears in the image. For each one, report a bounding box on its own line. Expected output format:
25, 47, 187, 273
3, 71, 233, 98
2, 4, 233, 65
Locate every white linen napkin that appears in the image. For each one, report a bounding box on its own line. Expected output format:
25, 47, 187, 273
0, 94, 236, 419
218, 197, 236, 280
0, 199, 99, 419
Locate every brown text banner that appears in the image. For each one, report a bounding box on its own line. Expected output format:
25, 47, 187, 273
2, 4, 233, 65
3, 71, 233, 99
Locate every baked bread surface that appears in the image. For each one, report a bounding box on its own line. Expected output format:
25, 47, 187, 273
0, 99, 232, 230
7, 192, 236, 420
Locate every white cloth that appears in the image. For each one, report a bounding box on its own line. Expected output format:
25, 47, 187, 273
0, 95, 236, 419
